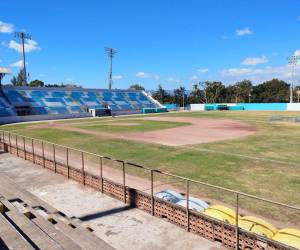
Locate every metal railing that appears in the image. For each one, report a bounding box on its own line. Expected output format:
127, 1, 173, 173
0, 129, 299, 250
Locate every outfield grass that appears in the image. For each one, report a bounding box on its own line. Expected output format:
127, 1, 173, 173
1, 111, 300, 225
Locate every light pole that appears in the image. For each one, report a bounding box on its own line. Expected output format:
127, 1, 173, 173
15, 32, 32, 85
287, 55, 300, 103
105, 47, 117, 90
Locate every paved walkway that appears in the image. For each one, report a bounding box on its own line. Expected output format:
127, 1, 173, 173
0, 152, 225, 250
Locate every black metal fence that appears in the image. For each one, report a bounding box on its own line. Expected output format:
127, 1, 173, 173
0, 129, 299, 250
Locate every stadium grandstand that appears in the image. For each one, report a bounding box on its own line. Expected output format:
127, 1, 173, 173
0, 86, 164, 123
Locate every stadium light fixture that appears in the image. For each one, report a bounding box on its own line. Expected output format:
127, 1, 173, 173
105, 47, 117, 90
287, 55, 300, 103
15, 31, 32, 86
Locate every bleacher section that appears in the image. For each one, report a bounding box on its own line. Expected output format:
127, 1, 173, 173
0, 175, 114, 250
1, 86, 160, 117
0, 89, 16, 117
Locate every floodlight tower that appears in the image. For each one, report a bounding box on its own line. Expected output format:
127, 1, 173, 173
105, 47, 117, 89
287, 55, 300, 103
15, 31, 32, 85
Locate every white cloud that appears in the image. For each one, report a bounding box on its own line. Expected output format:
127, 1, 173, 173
236, 27, 253, 36
10, 60, 25, 68
8, 39, 40, 53
112, 75, 123, 80
135, 71, 159, 80
167, 77, 175, 81
153, 74, 160, 80
241, 56, 268, 66
0, 21, 14, 33
221, 64, 300, 79
294, 50, 300, 56
190, 75, 199, 81
197, 68, 209, 73
136, 71, 149, 78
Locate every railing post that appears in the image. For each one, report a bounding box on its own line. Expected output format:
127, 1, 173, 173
53, 144, 56, 172
81, 152, 85, 185
122, 161, 126, 203
31, 139, 35, 163
16, 135, 19, 157
151, 169, 154, 216
66, 148, 69, 178
23, 137, 26, 160
186, 179, 190, 232
235, 193, 239, 250
99, 156, 103, 192
1, 131, 3, 151
8, 132, 11, 153
42, 141, 45, 168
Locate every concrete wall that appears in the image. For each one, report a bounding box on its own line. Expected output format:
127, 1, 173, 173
189, 103, 300, 111
287, 103, 300, 111
190, 104, 205, 111
0, 113, 92, 125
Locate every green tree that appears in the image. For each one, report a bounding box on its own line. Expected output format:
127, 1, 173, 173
29, 79, 45, 87
11, 69, 26, 86
173, 86, 187, 106
204, 81, 226, 103
129, 84, 145, 91
252, 78, 289, 103
188, 84, 204, 103
152, 84, 172, 104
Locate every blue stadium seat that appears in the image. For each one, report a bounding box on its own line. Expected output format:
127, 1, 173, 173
2, 87, 161, 116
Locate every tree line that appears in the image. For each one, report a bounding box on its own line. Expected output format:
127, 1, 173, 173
9, 69, 81, 88
8, 70, 300, 104
131, 79, 300, 105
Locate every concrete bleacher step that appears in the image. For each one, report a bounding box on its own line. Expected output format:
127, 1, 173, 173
0, 175, 57, 214
0, 213, 33, 250
0, 174, 115, 250
46, 212, 115, 250
1, 199, 63, 250
29, 210, 82, 250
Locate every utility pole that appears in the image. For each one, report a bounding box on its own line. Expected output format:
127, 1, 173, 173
182, 87, 185, 110
15, 31, 32, 86
105, 47, 117, 89
287, 55, 300, 103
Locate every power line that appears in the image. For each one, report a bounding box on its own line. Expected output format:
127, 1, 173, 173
15, 31, 32, 86
105, 47, 117, 89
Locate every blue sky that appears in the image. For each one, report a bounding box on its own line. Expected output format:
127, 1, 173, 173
1, 0, 300, 90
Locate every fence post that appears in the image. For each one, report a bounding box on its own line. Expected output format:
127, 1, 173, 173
186, 179, 190, 232
53, 144, 56, 172
66, 148, 69, 178
122, 161, 126, 204
31, 139, 35, 163
99, 156, 103, 192
42, 141, 45, 168
23, 137, 26, 160
235, 193, 239, 250
151, 169, 154, 216
2, 130, 4, 151
16, 135, 19, 157
81, 152, 85, 185
8, 132, 11, 153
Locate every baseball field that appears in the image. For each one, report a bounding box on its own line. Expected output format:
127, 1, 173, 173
1, 110, 300, 227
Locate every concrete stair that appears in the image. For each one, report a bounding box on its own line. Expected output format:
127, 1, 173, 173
0, 174, 115, 250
